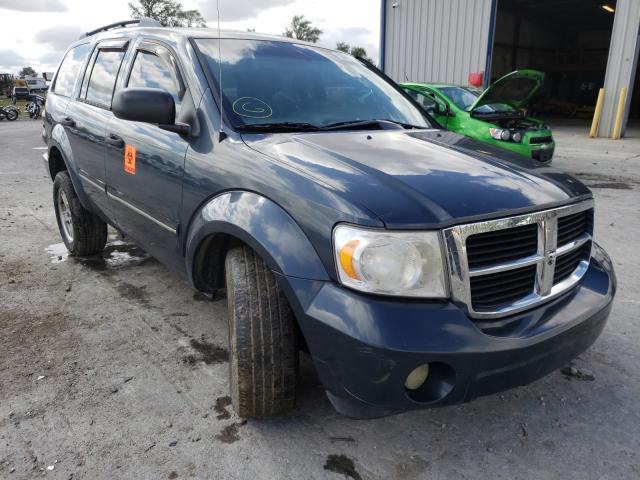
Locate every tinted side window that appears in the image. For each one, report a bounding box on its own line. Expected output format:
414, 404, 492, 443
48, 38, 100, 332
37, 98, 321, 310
85, 49, 125, 108
53, 43, 91, 97
405, 89, 437, 110
127, 50, 182, 114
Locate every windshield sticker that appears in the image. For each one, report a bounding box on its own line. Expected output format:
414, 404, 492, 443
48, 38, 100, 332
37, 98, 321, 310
232, 97, 273, 118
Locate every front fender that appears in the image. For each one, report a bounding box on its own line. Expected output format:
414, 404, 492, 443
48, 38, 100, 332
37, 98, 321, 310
185, 191, 330, 288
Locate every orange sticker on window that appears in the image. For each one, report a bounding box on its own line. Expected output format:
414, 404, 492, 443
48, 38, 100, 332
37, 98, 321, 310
124, 144, 136, 175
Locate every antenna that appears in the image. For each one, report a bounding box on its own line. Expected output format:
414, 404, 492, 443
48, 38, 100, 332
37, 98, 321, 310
216, 0, 227, 141
404, 69, 408, 81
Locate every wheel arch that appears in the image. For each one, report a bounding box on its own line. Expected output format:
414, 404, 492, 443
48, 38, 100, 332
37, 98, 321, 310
46, 129, 93, 211
186, 190, 330, 295
48, 144, 68, 180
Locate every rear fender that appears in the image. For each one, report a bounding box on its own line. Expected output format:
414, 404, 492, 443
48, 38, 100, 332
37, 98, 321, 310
49, 125, 93, 208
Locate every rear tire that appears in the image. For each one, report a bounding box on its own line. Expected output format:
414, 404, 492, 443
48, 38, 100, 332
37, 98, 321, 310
53, 171, 107, 256
225, 245, 298, 418
6, 109, 18, 121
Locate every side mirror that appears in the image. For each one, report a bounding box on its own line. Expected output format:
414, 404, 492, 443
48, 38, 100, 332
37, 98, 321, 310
439, 102, 455, 117
112, 87, 190, 136
424, 103, 437, 114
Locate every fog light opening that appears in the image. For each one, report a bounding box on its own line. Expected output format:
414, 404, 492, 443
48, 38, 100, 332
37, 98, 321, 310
404, 364, 430, 390
404, 362, 456, 403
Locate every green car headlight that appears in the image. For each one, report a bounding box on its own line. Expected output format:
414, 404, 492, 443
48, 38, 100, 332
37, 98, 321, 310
489, 127, 511, 141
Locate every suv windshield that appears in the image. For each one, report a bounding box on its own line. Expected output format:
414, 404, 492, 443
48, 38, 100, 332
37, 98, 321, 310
194, 39, 431, 130
438, 86, 515, 113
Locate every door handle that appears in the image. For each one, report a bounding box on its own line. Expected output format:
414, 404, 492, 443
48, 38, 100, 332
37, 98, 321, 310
106, 133, 124, 148
60, 116, 75, 127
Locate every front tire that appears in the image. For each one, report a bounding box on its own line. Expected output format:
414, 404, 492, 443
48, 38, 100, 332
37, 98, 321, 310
225, 245, 298, 418
53, 171, 107, 256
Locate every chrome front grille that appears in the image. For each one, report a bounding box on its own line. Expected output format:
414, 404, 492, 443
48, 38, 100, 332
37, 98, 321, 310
443, 200, 594, 319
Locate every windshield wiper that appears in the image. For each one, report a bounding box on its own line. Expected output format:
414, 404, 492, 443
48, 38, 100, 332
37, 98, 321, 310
236, 122, 322, 133
321, 119, 425, 131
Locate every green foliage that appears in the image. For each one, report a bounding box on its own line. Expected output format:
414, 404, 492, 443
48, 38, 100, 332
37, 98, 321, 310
334, 42, 372, 63
128, 0, 207, 27
19, 67, 36, 78
350, 47, 370, 62
335, 41, 350, 53
283, 15, 322, 43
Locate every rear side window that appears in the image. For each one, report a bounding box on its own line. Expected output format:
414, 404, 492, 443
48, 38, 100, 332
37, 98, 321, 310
127, 50, 183, 114
53, 43, 91, 97
85, 49, 125, 108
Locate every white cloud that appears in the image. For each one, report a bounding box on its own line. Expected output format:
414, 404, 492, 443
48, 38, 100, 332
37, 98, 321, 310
0, 0, 67, 12
0, 0, 380, 74
197, 0, 296, 22
216, 0, 381, 63
0, 49, 26, 71
34, 25, 85, 51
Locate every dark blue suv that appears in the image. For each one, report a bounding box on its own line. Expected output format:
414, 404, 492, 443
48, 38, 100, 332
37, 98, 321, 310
42, 19, 615, 419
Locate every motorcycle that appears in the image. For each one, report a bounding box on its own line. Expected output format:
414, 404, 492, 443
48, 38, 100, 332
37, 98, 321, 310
0, 105, 19, 121
25, 94, 45, 119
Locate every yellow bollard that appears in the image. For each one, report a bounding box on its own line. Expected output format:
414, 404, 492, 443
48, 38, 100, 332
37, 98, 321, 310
589, 88, 605, 138
611, 87, 627, 140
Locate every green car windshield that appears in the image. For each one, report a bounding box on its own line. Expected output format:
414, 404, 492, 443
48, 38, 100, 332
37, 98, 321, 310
195, 39, 431, 130
438, 86, 515, 113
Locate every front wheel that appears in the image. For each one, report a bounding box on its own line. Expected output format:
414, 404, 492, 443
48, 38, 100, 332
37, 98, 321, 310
53, 171, 107, 256
224, 245, 298, 418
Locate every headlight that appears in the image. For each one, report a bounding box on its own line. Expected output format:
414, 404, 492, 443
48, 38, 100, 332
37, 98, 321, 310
489, 128, 511, 141
333, 225, 447, 298
511, 131, 522, 142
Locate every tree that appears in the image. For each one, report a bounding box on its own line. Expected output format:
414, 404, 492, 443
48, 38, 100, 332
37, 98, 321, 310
335, 41, 350, 53
19, 67, 36, 78
283, 15, 322, 43
350, 47, 371, 63
128, 0, 206, 27
334, 42, 372, 63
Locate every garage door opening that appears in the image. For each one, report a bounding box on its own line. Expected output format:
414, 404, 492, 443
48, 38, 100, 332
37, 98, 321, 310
491, 0, 617, 125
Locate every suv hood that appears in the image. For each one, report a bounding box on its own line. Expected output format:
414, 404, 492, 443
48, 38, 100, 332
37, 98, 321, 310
470, 69, 544, 112
242, 129, 590, 228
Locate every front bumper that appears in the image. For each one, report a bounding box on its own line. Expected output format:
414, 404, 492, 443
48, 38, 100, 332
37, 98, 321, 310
492, 139, 555, 163
281, 243, 615, 418
531, 145, 555, 162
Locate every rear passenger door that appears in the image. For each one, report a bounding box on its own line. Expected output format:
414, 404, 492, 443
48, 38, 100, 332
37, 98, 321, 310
104, 40, 190, 265
65, 40, 128, 216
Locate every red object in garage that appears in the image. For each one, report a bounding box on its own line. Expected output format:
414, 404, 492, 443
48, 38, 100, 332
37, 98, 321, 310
468, 72, 484, 87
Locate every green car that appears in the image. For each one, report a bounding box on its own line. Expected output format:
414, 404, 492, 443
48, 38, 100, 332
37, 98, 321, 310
401, 70, 555, 163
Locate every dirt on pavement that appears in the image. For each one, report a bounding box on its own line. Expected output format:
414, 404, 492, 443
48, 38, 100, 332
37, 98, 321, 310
1, 120, 640, 479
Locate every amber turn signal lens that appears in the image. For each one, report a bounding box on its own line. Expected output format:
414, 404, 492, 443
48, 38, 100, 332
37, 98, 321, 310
339, 239, 361, 280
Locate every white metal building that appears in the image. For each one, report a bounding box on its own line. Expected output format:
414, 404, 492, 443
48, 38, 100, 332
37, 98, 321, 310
380, 0, 640, 137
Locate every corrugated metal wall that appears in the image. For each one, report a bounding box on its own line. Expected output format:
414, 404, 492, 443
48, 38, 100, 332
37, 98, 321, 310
383, 0, 494, 85
599, 0, 640, 137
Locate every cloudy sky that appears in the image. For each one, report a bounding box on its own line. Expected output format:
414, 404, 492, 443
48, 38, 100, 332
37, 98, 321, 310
0, 0, 381, 75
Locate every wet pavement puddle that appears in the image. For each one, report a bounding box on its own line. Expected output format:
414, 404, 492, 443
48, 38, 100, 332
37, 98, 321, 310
45, 236, 150, 270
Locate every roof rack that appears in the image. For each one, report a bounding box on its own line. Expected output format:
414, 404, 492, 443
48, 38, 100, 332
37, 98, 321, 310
82, 17, 162, 38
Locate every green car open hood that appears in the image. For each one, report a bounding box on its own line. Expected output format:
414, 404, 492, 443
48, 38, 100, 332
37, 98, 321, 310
470, 70, 544, 111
